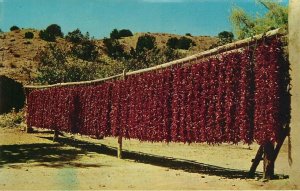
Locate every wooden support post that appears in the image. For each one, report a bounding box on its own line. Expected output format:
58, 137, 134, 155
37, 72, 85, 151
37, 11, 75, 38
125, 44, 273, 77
273, 127, 290, 161
118, 135, 123, 159
53, 130, 59, 141
24, 88, 34, 133
26, 126, 34, 133
263, 141, 275, 179
248, 127, 289, 178
248, 145, 264, 177
117, 69, 126, 159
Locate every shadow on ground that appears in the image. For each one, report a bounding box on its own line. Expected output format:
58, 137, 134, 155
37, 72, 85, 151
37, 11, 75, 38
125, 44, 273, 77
38, 135, 275, 179
0, 143, 105, 168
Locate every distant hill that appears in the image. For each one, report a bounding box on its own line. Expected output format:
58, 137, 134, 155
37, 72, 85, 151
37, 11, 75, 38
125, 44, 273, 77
0, 29, 218, 84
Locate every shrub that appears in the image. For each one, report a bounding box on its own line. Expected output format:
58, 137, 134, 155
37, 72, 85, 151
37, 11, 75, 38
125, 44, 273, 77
39, 24, 63, 42
45, 24, 63, 38
136, 34, 156, 52
177, 36, 195, 50
71, 39, 98, 61
103, 38, 125, 59
167, 36, 195, 50
0, 109, 24, 128
166, 37, 179, 49
218, 31, 234, 45
24, 31, 34, 39
39, 30, 56, 42
185, 33, 192, 36
110, 29, 120, 39
10, 26, 20, 31
65, 28, 87, 43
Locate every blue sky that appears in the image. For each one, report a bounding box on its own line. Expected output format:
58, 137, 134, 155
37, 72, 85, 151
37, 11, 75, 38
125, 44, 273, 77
0, 0, 288, 39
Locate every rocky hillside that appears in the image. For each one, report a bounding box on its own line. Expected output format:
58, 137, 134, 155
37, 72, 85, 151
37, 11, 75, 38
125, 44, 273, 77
0, 29, 218, 84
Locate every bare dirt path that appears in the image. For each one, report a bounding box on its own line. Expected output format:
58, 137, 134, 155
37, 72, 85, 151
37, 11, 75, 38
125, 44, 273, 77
0, 127, 297, 190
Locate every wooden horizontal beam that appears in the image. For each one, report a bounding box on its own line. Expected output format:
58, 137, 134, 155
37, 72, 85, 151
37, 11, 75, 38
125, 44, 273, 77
24, 73, 123, 89
24, 28, 287, 90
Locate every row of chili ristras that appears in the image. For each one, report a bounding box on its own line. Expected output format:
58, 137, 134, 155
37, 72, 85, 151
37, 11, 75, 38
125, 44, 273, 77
26, 37, 288, 145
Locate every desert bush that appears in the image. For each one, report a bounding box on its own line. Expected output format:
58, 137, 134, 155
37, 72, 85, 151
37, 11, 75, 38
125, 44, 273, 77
39, 24, 63, 42
39, 30, 56, 42
103, 38, 125, 59
167, 36, 195, 50
24, 31, 34, 39
10, 26, 20, 31
70, 39, 98, 61
166, 37, 179, 49
136, 34, 156, 52
65, 28, 88, 43
218, 31, 234, 45
0, 109, 24, 128
177, 36, 195, 50
45, 24, 63, 38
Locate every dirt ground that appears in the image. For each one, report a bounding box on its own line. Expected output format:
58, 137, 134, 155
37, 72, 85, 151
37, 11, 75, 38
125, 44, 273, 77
0, 126, 297, 190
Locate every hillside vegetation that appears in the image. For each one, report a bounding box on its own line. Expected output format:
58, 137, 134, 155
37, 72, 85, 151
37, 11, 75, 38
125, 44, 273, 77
0, 28, 218, 84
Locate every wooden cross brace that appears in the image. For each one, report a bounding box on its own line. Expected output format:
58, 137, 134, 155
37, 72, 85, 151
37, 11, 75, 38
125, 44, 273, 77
248, 127, 290, 179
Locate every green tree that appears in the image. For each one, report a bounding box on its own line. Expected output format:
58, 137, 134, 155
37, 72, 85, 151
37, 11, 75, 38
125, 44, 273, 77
35, 44, 68, 84
35, 44, 101, 84
230, 0, 288, 39
136, 34, 156, 52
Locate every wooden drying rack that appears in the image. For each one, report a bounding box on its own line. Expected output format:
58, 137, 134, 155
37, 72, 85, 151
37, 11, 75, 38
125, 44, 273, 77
24, 28, 289, 179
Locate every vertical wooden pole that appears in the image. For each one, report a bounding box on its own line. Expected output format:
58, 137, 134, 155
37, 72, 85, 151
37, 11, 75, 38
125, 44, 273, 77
117, 69, 126, 159
117, 135, 123, 159
53, 130, 59, 141
263, 141, 275, 179
24, 88, 34, 133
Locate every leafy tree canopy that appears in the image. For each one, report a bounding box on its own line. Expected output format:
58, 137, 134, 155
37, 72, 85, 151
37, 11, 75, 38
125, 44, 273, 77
230, 0, 288, 39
